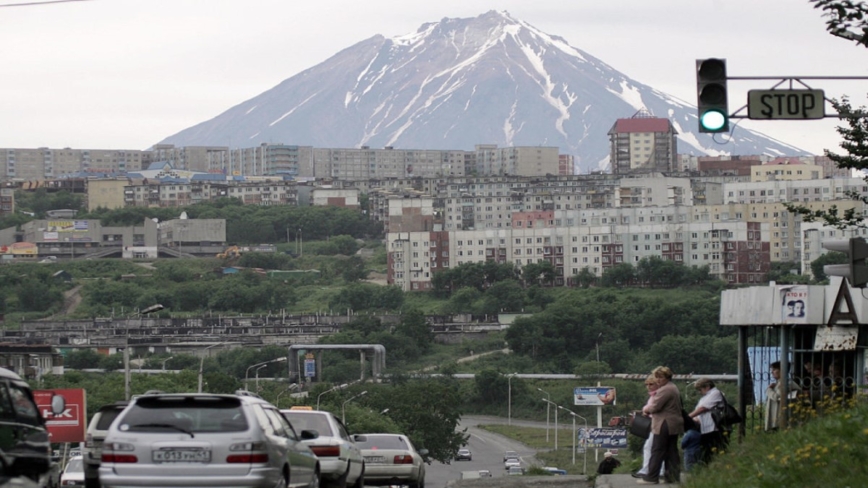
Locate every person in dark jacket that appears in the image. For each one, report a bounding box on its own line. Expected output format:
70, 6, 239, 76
597, 451, 621, 474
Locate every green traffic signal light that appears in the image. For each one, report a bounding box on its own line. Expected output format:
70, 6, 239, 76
696, 58, 729, 133
700, 109, 727, 132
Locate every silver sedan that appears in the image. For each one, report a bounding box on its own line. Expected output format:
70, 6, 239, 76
354, 433, 427, 488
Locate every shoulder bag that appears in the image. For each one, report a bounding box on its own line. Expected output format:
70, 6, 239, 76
629, 413, 652, 439
711, 393, 743, 429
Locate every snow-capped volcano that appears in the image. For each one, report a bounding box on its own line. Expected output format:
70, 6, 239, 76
157, 10, 806, 173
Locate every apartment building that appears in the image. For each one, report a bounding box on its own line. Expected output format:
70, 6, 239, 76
2, 148, 145, 180
147, 145, 228, 173
607, 112, 678, 175
208, 144, 314, 177
386, 209, 770, 291
0, 188, 13, 217
750, 157, 823, 182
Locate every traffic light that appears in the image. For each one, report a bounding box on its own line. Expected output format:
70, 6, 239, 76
696, 58, 729, 133
822, 237, 868, 287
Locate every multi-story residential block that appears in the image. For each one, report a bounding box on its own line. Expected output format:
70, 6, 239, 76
208, 144, 314, 177
147, 145, 228, 173
751, 157, 823, 182
2, 148, 146, 180
472, 144, 561, 176
386, 209, 771, 291
310, 187, 360, 209
0, 188, 13, 217
607, 111, 678, 175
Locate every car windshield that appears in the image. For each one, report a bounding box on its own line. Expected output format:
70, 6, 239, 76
281, 412, 334, 436
355, 435, 408, 450
118, 396, 247, 433
65, 458, 83, 472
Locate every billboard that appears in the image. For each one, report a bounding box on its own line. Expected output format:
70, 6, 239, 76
574, 387, 616, 406
579, 427, 628, 449
33, 388, 87, 443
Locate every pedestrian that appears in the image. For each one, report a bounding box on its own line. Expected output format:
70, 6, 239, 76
764, 361, 798, 431
638, 366, 684, 485
597, 451, 621, 474
633, 375, 664, 479
687, 378, 727, 464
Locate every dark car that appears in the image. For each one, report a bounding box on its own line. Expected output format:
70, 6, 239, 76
454, 448, 472, 461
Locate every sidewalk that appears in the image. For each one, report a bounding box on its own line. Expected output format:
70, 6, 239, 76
595, 474, 682, 488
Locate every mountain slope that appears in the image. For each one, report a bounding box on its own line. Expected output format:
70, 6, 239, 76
158, 11, 806, 173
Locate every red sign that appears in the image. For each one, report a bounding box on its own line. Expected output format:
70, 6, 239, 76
34, 388, 87, 443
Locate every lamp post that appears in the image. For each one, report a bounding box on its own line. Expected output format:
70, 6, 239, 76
245, 357, 288, 391
199, 343, 225, 393
558, 406, 589, 474
541, 398, 559, 449
254, 364, 268, 391
537, 387, 551, 442
161, 356, 174, 371
275, 383, 299, 408
507, 372, 517, 426
596, 332, 602, 363
316, 383, 348, 410
341, 391, 368, 424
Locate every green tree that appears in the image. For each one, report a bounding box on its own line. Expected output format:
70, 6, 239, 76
575, 266, 598, 288
811, 251, 848, 282
601, 263, 635, 288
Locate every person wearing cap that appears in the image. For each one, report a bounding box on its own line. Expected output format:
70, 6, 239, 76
597, 451, 621, 474
687, 377, 726, 464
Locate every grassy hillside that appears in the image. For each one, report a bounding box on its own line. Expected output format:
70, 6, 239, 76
683, 399, 868, 488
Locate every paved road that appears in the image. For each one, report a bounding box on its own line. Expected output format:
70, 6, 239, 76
424, 415, 545, 488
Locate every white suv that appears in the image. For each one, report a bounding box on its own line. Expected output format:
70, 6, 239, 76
99, 392, 321, 488
280, 409, 365, 488
83, 401, 128, 488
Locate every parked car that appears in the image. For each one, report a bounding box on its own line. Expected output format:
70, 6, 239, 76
83, 401, 128, 488
454, 448, 472, 461
507, 466, 524, 476
99, 391, 320, 488
503, 450, 519, 462
354, 433, 427, 488
544, 466, 568, 475
280, 408, 365, 488
478, 469, 492, 478
60, 457, 85, 486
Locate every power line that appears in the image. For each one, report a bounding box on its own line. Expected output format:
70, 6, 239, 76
0, 0, 92, 7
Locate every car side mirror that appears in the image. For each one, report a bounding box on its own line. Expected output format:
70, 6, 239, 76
300, 429, 319, 440
51, 394, 66, 416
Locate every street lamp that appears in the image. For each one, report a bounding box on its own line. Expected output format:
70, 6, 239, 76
199, 343, 226, 393
537, 387, 551, 442
507, 372, 517, 426
161, 356, 174, 371
541, 398, 559, 450
558, 406, 589, 474
254, 364, 268, 391
316, 383, 348, 410
276, 383, 299, 408
595, 332, 602, 363
341, 391, 368, 424
245, 357, 288, 391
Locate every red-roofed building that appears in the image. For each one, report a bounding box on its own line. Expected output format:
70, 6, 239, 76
607, 110, 678, 175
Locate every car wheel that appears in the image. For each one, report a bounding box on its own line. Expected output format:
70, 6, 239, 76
349, 463, 364, 488
308, 468, 321, 488
323, 462, 349, 488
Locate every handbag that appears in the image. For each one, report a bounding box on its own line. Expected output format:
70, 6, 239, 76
682, 408, 698, 431
630, 413, 652, 439
711, 394, 743, 429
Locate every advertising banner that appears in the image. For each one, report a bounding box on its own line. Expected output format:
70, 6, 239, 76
304, 359, 316, 378
780, 285, 807, 324
579, 427, 628, 449
33, 388, 87, 443
573, 387, 616, 406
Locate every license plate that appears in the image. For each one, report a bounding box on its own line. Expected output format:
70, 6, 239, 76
364, 455, 386, 464
153, 449, 211, 463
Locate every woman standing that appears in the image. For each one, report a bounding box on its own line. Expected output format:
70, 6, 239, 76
633, 376, 664, 479
639, 366, 684, 485
765, 361, 798, 430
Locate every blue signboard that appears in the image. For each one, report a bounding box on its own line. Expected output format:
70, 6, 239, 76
304, 358, 316, 378
579, 427, 628, 449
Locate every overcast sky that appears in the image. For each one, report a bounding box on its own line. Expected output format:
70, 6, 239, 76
2, 0, 866, 156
